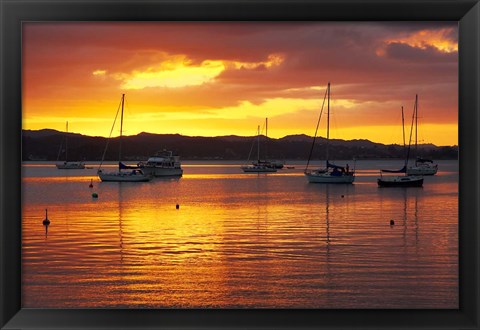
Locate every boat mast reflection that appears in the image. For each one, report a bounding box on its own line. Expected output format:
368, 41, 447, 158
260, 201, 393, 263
116, 183, 125, 265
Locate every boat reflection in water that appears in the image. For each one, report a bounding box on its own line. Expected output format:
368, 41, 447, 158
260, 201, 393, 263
21, 160, 458, 308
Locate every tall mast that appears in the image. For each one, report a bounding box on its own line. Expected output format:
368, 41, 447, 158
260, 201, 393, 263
65, 121, 68, 162
257, 125, 260, 162
405, 96, 416, 171
401, 106, 406, 167
415, 94, 418, 160
119, 94, 125, 165
326, 82, 330, 166
265, 117, 268, 160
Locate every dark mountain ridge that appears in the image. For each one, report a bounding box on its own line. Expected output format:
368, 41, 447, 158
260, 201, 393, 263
23, 129, 458, 161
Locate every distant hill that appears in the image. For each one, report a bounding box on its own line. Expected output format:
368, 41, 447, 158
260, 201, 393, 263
23, 129, 65, 138
278, 134, 311, 142
22, 129, 458, 161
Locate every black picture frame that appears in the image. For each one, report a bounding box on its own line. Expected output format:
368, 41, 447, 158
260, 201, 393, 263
1, 0, 479, 329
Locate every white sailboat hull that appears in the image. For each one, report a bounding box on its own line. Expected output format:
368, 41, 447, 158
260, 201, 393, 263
56, 161, 85, 169
98, 170, 151, 182
305, 171, 354, 183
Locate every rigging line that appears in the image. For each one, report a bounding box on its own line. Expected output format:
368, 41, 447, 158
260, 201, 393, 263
255, 120, 267, 161
329, 86, 339, 141
65, 121, 69, 162
305, 85, 328, 172
415, 94, 418, 163
405, 97, 416, 168
98, 97, 123, 171
56, 140, 63, 162
123, 96, 133, 135
245, 125, 260, 165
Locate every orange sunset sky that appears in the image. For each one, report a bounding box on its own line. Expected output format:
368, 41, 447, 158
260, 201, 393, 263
23, 22, 458, 146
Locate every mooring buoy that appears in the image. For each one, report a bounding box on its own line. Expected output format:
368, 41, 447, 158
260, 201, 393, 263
92, 193, 98, 198
42, 208, 50, 226
390, 219, 395, 226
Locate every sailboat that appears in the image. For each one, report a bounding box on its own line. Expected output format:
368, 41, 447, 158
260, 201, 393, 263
55, 121, 85, 169
251, 118, 285, 169
241, 122, 277, 173
377, 104, 423, 187
406, 94, 438, 176
304, 82, 355, 183
97, 94, 151, 182
252, 118, 284, 169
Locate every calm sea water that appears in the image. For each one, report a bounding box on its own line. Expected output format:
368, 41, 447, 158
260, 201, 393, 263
22, 160, 458, 308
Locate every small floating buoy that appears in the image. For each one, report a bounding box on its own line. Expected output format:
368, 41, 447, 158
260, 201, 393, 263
390, 219, 395, 226
341, 195, 344, 198
92, 192, 98, 198
89, 179, 93, 188
176, 204, 179, 209
42, 208, 50, 226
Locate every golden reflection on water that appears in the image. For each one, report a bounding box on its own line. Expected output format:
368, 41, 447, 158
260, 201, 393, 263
22, 161, 458, 308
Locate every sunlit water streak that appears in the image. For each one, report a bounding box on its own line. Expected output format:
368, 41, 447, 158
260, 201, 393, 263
22, 160, 458, 308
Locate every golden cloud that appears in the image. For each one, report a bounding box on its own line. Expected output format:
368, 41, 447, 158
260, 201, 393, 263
120, 59, 225, 90
114, 53, 285, 90
377, 28, 458, 56
92, 69, 107, 76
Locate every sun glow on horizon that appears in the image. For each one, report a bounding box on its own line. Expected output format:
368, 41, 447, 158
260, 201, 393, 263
22, 114, 458, 146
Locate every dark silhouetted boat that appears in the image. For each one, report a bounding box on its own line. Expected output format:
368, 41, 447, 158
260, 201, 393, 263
378, 103, 423, 188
